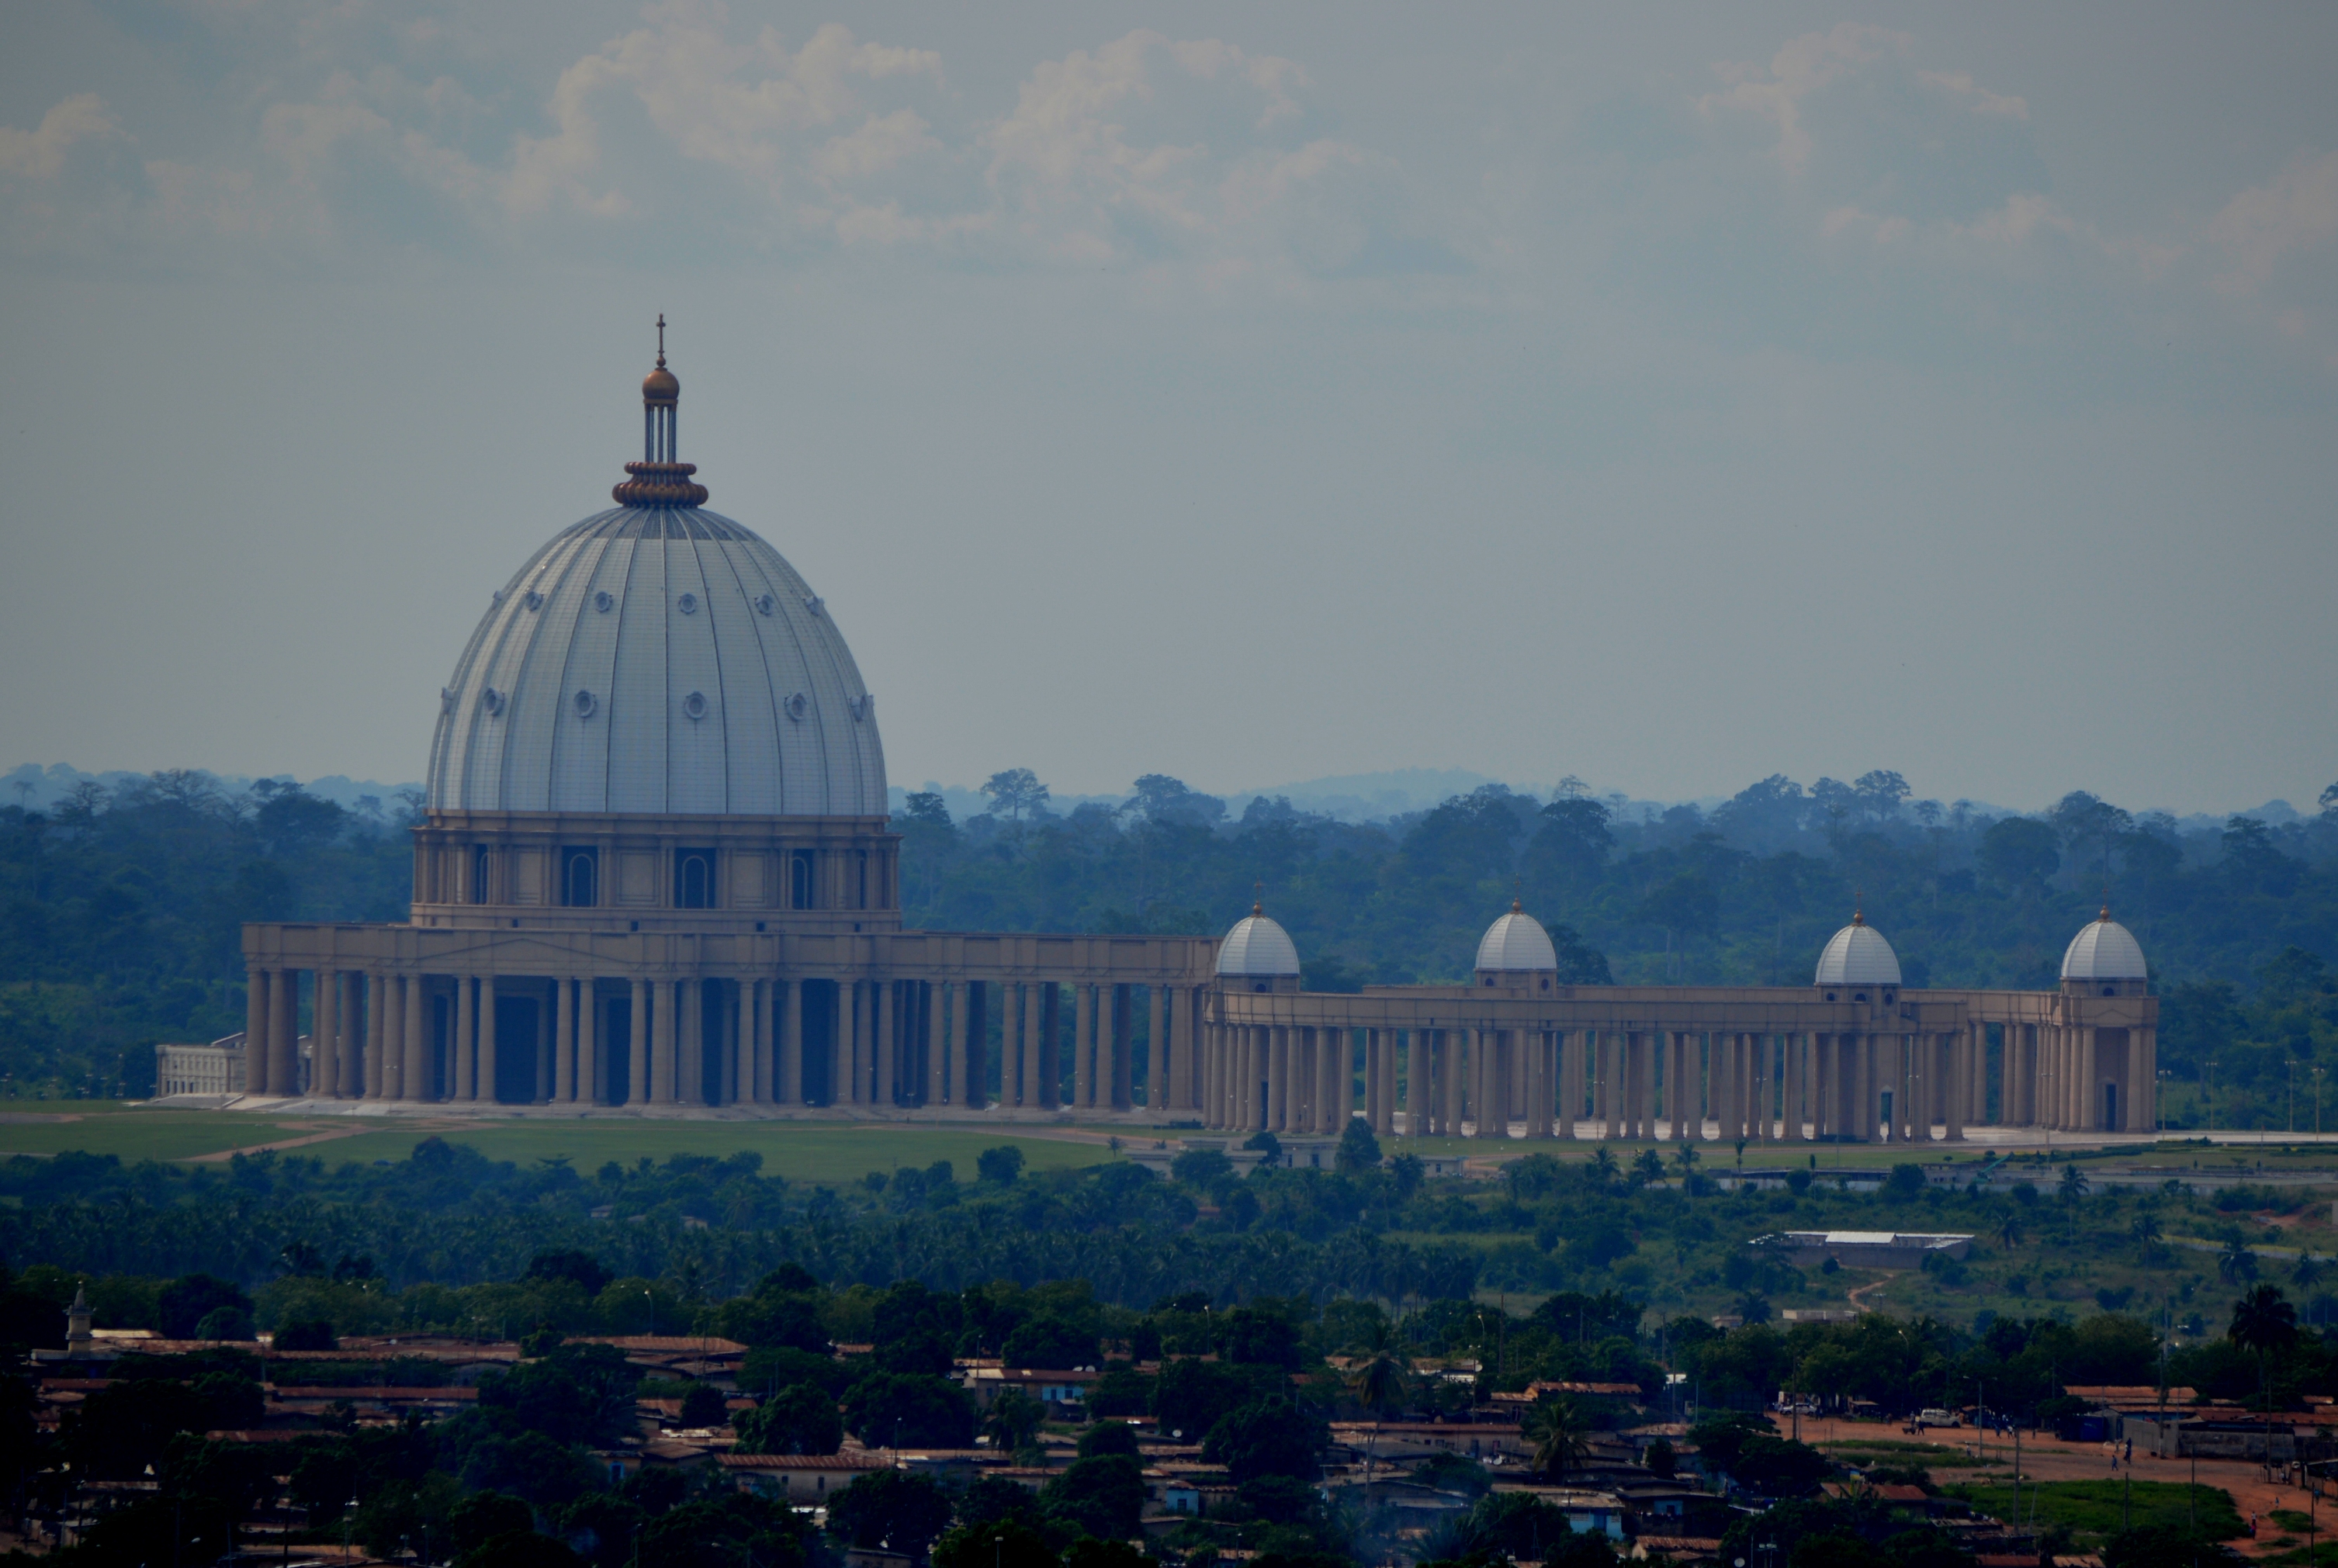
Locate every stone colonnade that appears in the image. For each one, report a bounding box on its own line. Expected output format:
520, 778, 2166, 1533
235, 953, 1216, 1112
1194, 1002, 2156, 1143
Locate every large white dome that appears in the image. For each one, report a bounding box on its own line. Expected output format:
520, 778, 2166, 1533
427, 342, 885, 817
1217, 911, 1301, 977
2062, 911, 2148, 981
1476, 905, 1559, 971
1815, 915, 1903, 986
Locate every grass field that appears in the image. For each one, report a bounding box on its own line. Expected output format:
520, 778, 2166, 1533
1944, 1480, 2244, 1546
0, 1105, 1133, 1185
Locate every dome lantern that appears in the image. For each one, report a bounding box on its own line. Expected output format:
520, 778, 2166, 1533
614, 314, 708, 508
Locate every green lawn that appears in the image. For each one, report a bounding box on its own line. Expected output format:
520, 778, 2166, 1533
0, 1105, 1124, 1186
1945, 1480, 2244, 1545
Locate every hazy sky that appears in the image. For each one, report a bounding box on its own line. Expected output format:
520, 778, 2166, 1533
4, 2, 2334, 815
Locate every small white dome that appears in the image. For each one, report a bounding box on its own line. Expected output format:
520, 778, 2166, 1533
1816, 915, 1902, 986
2062, 911, 2148, 981
1476, 905, 1559, 971
1217, 910, 1301, 977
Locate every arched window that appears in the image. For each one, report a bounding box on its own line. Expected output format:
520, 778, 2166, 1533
562, 847, 598, 908
471, 846, 492, 904
791, 852, 814, 910
675, 848, 717, 909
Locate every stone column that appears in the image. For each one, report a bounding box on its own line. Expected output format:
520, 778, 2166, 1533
364, 971, 387, 1099
471, 974, 494, 1105
1945, 1031, 1966, 1141
1558, 1030, 1579, 1141
336, 971, 359, 1099
733, 980, 753, 1106
400, 975, 426, 1102
311, 968, 338, 1099
1400, 1029, 1421, 1137
750, 979, 771, 1105
1107, 986, 1130, 1111
554, 978, 576, 1103
1324, 1026, 1346, 1133
625, 979, 647, 1106
2136, 1026, 2157, 1132
650, 978, 677, 1104
243, 969, 269, 1095
535, 983, 554, 1105
1782, 1033, 1801, 1141
577, 980, 599, 1104
1202, 1020, 1220, 1127
1145, 985, 1166, 1112
453, 977, 476, 1101
1041, 985, 1064, 1109
1065, 984, 1087, 1109
2079, 1025, 2098, 1132
874, 980, 895, 1108
263, 967, 293, 1098
780, 980, 802, 1105
376, 972, 402, 1102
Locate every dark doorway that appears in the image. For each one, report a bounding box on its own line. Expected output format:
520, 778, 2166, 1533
603, 995, 631, 1105
494, 995, 539, 1104
801, 979, 836, 1105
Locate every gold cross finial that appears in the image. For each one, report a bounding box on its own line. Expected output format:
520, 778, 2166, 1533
1252, 879, 1263, 916
656, 313, 667, 367
1851, 889, 1865, 926
1512, 875, 1523, 915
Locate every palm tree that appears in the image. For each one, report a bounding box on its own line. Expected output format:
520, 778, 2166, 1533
1589, 1147, 1619, 1186
1996, 1211, 2024, 1251
982, 1386, 1044, 1454
2131, 1210, 2163, 1264
2220, 1231, 2260, 1285
1671, 1144, 1702, 1178
1632, 1149, 1667, 1189
1525, 1394, 1591, 1480
2293, 1253, 2326, 1290
2058, 1164, 2091, 1201
1348, 1321, 1408, 1482
2229, 1283, 2300, 1451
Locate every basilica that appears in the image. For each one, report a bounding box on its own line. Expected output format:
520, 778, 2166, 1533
232, 334, 2157, 1144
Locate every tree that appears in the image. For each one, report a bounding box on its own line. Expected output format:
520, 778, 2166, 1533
1524, 1395, 1589, 1480
976, 1145, 1026, 1185
1041, 1455, 1145, 1539
2229, 1283, 2298, 1428
982, 1386, 1044, 1454
1631, 1148, 1666, 1188
843, 1372, 973, 1449
829, 1469, 954, 1557
900, 792, 953, 828
1335, 1116, 1381, 1172
733, 1384, 843, 1455
1202, 1396, 1327, 1483
981, 770, 1050, 822
1127, 775, 1225, 829
1979, 818, 2060, 887
1349, 1321, 1407, 1451
2131, 1211, 2163, 1263
2219, 1233, 2260, 1284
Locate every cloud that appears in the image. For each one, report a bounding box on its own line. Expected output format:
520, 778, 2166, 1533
1700, 23, 1908, 171
1919, 70, 2030, 120
2208, 148, 2338, 296
0, 95, 123, 179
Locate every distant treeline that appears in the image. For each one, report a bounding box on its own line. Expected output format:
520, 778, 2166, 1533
0, 767, 2333, 1116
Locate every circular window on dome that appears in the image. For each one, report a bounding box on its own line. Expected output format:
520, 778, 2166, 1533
440, 687, 455, 713
804, 595, 825, 616
683, 691, 708, 720
754, 593, 775, 616
784, 692, 807, 722
677, 592, 699, 615
523, 590, 544, 611
594, 590, 615, 613
482, 687, 506, 716
491, 589, 506, 606
573, 690, 598, 718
